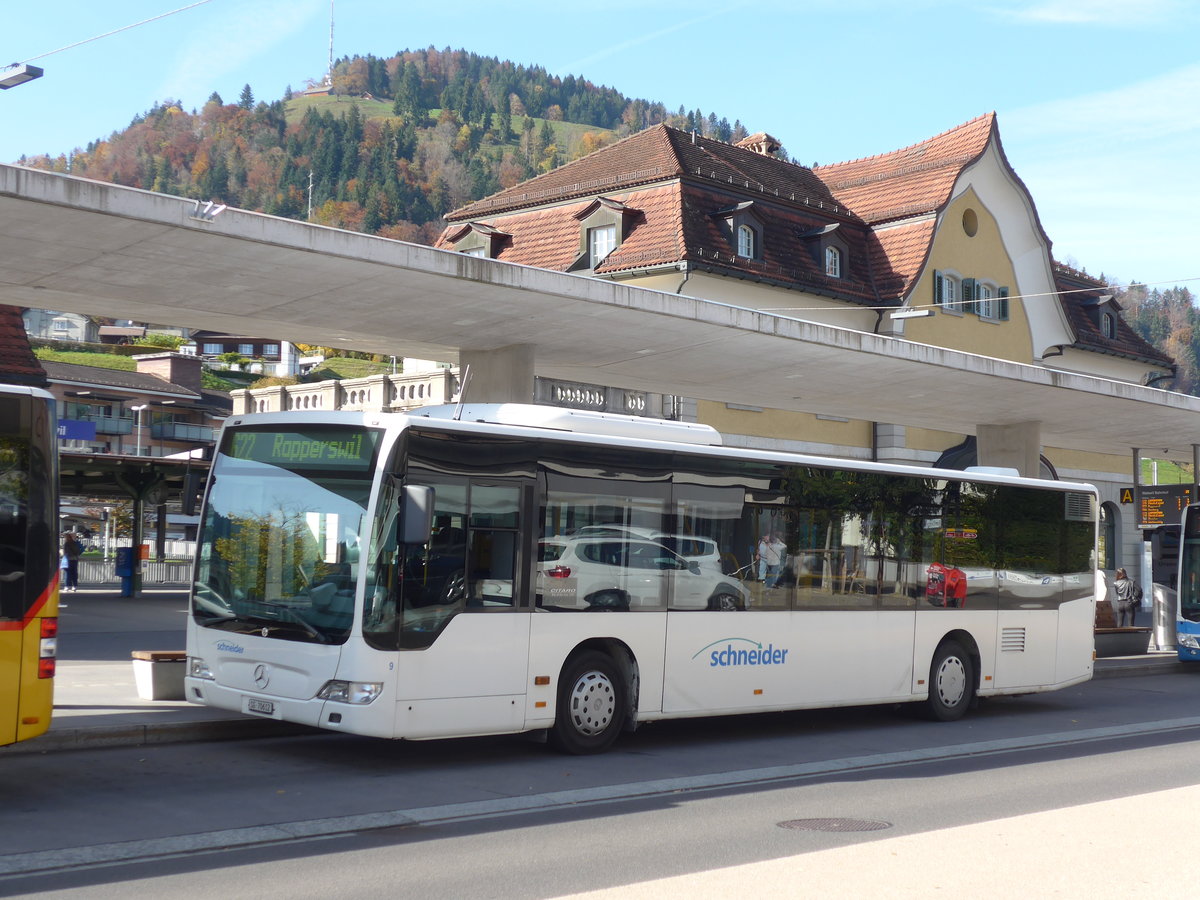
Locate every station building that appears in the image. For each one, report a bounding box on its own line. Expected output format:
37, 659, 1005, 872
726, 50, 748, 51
430, 114, 1175, 575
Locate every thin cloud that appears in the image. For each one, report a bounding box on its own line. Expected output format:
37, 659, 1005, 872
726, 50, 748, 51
990, 0, 1187, 25
1003, 64, 1199, 283
1005, 63, 1200, 148
556, 3, 750, 75
156, 0, 326, 102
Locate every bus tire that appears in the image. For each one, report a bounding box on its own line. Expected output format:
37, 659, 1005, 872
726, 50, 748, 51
549, 651, 625, 754
923, 639, 974, 721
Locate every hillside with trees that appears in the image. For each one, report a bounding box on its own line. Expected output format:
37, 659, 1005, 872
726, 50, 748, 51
16, 47, 753, 244
1116, 283, 1200, 394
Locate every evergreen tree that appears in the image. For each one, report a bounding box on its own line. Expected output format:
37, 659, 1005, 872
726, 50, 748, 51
239, 84, 254, 110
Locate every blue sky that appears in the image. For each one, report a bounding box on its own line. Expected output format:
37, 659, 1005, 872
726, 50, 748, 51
2, 0, 1197, 289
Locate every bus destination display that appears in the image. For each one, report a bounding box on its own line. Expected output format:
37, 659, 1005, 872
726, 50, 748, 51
226, 428, 380, 472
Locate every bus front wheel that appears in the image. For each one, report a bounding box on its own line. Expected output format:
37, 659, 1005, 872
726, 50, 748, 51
923, 640, 974, 721
549, 651, 626, 754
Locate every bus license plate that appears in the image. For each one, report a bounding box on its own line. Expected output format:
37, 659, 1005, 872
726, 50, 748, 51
244, 696, 278, 718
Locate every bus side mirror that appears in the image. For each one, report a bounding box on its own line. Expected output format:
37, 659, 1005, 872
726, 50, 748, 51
401, 485, 434, 545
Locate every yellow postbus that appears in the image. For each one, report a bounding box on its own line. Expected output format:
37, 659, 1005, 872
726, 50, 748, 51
0, 384, 58, 747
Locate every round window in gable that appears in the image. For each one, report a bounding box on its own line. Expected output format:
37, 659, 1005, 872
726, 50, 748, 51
962, 208, 979, 237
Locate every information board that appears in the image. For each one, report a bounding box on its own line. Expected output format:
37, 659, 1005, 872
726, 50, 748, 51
1138, 484, 1193, 528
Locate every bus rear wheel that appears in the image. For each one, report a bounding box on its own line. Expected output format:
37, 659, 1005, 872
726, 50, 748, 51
924, 639, 974, 721
549, 651, 625, 754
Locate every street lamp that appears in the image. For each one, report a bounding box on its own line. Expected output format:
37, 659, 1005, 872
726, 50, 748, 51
130, 404, 148, 456
0, 63, 43, 90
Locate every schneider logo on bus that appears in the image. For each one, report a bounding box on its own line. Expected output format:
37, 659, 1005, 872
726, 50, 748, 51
693, 638, 790, 668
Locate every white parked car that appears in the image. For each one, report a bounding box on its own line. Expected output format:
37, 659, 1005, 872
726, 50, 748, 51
570, 527, 728, 576
537, 536, 747, 611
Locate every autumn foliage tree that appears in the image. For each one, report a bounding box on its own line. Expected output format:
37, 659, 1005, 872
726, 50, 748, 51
16, 48, 750, 248
1119, 284, 1200, 395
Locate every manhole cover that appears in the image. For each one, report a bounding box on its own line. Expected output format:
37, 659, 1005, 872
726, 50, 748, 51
778, 817, 893, 832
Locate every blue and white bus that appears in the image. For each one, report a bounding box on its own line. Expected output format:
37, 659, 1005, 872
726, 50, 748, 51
185, 403, 1098, 753
1174, 503, 1200, 660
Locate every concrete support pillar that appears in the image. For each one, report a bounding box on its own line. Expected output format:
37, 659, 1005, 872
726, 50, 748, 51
459, 344, 536, 403
871, 422, 912, 466
976, 421, 1041, 478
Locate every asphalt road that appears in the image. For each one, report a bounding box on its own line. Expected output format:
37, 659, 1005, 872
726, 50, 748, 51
2, 668, 1198, 897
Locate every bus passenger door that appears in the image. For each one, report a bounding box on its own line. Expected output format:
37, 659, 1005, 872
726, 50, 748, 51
392, 478, 531, 738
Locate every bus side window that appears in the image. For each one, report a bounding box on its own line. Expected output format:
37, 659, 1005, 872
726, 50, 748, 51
468, 530, 517, 606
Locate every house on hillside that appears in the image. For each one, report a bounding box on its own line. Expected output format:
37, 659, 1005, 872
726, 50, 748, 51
189, 330, 301, 377
436, 114, 1174, 573
22, 308, 99, 344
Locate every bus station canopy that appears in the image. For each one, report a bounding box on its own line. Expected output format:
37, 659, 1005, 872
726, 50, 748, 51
3, 163, 1198, 464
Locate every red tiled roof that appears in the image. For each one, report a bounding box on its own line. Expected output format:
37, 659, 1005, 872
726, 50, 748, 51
447, 124, 845, 221
869, 220, 937, 298
438, 181, 881, 305
0, 305, 47, 386
440, 126, 881, 305
1054, 265, 1173, 367
815, 114, 996, 225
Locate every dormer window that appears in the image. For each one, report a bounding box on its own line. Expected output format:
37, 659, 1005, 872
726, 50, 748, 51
1082, 292, 1122, 340
446, 222, 510, 259
825, 246, 842, 278
589, 224, 617, 267
797, 223, 848, 279
737, 224, 756, 259
570, 197, 635, 272
1102, 311, 1116, 339
713, 201, 764, 261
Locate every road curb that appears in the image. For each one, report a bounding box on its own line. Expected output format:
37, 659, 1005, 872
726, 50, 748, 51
1093, 656, 1186, 679
0, 718, 319, 756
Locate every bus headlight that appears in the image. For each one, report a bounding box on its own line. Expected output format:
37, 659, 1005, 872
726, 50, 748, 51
1178, 633, 1200, 650
189, 657, 214, 679
317, 680, 383, 704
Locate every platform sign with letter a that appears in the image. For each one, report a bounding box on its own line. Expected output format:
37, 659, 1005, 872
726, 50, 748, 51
1138, 484, 1192, 528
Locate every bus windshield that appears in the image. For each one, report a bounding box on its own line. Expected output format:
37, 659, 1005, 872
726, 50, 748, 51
193, 425, 382, 644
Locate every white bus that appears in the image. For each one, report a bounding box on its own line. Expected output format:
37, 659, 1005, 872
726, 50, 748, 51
185, 404, 1098, 754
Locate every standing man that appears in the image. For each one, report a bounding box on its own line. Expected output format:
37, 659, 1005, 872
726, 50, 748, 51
756, 531, 787, 589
